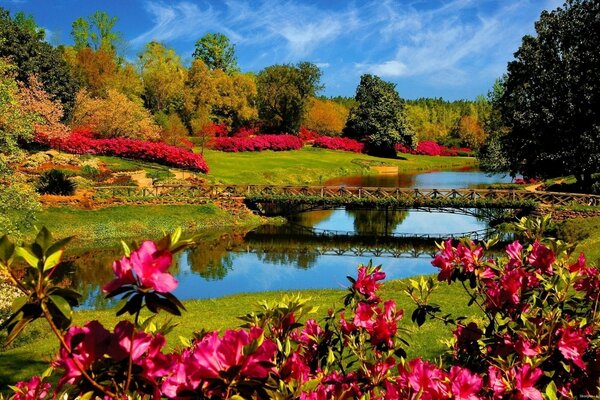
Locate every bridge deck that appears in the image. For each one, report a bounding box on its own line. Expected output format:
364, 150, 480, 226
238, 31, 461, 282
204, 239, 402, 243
94, 184, 600, 208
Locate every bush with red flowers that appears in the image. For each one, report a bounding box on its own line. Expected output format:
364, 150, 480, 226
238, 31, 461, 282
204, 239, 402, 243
312, 136, 365, 153
2, 216, 599, 399
298, 126, 320, 142
395, 140, 473, 157
37, 128, 209, 173
212, 134, 303, 152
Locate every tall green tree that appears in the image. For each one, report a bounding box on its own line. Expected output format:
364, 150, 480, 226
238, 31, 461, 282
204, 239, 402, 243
344, 74, 414, 157
257, 62, 322, 133
0, 7, 78, 118
499, 0, 600, 187
71, 11, 122, 53
193, 33, 239, 74
478, 77, 510, 173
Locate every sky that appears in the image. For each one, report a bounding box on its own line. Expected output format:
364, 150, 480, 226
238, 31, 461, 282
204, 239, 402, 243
1, 0, 563, 100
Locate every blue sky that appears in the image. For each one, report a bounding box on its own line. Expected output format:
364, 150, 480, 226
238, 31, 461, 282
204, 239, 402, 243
1, 0, 562, 100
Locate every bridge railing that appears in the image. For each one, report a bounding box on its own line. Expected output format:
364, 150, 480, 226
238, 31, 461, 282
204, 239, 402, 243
93, 184, 600, 207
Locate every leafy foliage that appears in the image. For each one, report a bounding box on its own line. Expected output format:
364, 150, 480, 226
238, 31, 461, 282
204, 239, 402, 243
212, 135, 303, 152
36, 169, 75, 196
499, 0, 600, 186
344, 74, 414, 157
71, 11, 122, 53
0, 7, 78, 118
257, 62, 322, 133
303, 97, 349, 135
312, 136, 364, 153
192, 32, 239, 74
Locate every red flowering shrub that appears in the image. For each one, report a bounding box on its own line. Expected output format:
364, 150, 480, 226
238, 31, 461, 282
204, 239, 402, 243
201, 123, 229, 138
212, 134, 303, 152
395, 140, 473, 156
37, 129, 209, 173
312, 136, 365, 153
2, 216, 599, 399
232, 126, 259, 138
298, 126, 320, 142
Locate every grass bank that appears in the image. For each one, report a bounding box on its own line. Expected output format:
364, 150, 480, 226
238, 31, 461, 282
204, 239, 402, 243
559, 216, 600, 262
29, 204, 265, 247
202, 147, 477, 185
0, 277, 475, 388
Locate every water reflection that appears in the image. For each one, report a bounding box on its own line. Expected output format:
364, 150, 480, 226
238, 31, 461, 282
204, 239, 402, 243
325, 170, 513, 189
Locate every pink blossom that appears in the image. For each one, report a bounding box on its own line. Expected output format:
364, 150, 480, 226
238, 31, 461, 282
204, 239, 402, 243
432, 239, 457, 282
506, 240, 523, 269
281, 352, 311, 383
398, 358, 449, 399
456, 242, 484, 273
557, 326, 588, 368
449, 366, 483, 400
527, 241, 555, 275
513, 364, 543, 400
103, 241, 177, 294
12, 376, 51, 400
353, 265, 386, 300
353, 302, 376, 329
515, 336, 541, 357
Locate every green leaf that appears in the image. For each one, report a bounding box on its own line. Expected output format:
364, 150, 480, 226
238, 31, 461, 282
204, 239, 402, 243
171, 227, 182, 247
15, 247, 39, 268
179, 335, 192, 347
43, 249, 63, 272
120, 240, 131, 257
11, 296, 28, 313
0, 235, 15, 264
46, 236, 73, 258
79, 392, 95, 400
49, 295, 73, 320
34, 227, 52, 252
545, 381, 558, 400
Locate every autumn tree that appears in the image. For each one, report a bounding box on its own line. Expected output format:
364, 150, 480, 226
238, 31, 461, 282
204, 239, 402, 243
18, 74, 69, 141
499, 0, 600, 187
155, 111, 188, 147
303, 98, 349, 135
344, 74, 414, 157
453, 115, 486, 149
193, 33, 239, 74
71, 89, 160, 141
0, 7, 78, 117
139, 41, 186, 114
257, 62, 322, 133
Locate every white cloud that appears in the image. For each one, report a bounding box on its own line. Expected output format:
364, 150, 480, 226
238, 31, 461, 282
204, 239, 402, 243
357, 60, 409, 77
315, 62, 330, 69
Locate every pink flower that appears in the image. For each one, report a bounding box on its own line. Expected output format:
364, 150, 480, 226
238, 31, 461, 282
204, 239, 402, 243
432, 239, 457, 282
353, 302, 376, 329
354, 265, 386, 300
527, 241, 555, 275
281, 352, 311, 383
371, 300, 403, 348
53, 321, 112, 388
456, 242, 484, 273
506, 240, 523, 269
487, 366, 507, 398
513, 364, 543, 400
557, 326, 588, 368
103, 241, 177, 293
398, 358, 449, 398
515, 336, 541, 357
449, 366, 483, 400
12, 376, 51, 400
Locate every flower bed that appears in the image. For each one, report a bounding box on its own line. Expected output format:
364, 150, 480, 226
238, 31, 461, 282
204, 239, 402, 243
312, 136, 365, 153
396, 140, 473, 156
212, 134, 303, 152
37, 130, 209, 173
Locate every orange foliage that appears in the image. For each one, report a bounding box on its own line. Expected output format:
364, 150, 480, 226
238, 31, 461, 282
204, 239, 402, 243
456, 115, 486, 149
303, 98, 348, 135
18, 75, 69, 140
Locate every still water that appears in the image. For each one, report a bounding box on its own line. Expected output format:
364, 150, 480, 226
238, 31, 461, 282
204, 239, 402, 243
73, 170, 512, 309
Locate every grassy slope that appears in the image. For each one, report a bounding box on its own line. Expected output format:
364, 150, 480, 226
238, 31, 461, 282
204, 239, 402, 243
0, 278, 474, 387
31, 204, 264, 247
202, 147, 477, 185
559, 216, 600, 262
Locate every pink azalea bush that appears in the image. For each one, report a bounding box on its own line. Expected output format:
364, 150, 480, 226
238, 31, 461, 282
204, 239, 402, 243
312, 136, 365, 153
36, 128, 209, 173
2, 217, 600, 399
396, 141, 473, 156
212, 134, 303, 152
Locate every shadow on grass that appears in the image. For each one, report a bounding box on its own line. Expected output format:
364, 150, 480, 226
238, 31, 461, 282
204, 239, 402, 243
0, 348, 51, 391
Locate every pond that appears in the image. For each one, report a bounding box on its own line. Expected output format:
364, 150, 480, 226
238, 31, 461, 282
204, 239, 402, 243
72, 170, 513, 309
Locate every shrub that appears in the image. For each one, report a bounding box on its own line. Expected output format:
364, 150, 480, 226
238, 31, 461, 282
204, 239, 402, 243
212, 134, 303, 152
36, 169, 75, 195
312, 136, 365, 153
298, 126, 320, 141
2, 217, 599, 399
37, 130, 209, 173
395, 140, 473, 157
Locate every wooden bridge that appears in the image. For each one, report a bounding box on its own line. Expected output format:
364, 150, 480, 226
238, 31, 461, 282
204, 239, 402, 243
94, 184, 600, 212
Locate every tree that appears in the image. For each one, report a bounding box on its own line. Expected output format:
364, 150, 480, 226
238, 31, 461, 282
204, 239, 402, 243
71, 89, 160, 141
344, 74, 414, 157
0, 7, 78, 118
478, 77, 510, 173
257, 62, 322, 133
453, 115, 486, 150
303, 98, 349, 135
193, 33, 239, 74
71, 11, 122, 53
499, 0, 600, 186
139, 41, 186, 114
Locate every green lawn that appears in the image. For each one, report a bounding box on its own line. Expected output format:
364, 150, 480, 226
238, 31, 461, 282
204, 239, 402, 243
201, 147, 477, 185
30, 204, 265, 247
0, 277, 475, 388
559, 216, 600, 263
